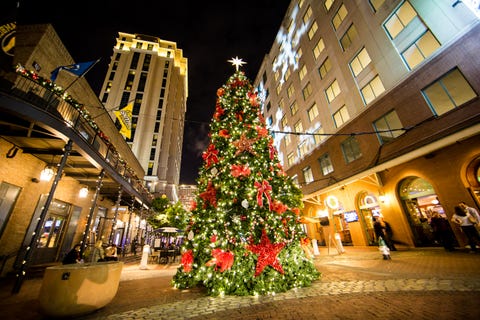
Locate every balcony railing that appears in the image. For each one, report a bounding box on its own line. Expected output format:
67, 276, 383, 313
3, 67, 152, 203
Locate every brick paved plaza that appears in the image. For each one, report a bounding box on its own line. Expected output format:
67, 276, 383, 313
2, 247, 480, 319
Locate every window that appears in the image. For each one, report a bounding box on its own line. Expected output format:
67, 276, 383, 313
324, 0, 334, 11
298, 140, 309, 158
294, 120, 304, 133
303, 166, 314, 184
308, 21, 318, 40
299, 65, 307, 81
341, 136, 362, 163
285, 68, 291, 81
422, 68, 477, 116
340, 24, 358, 51
267, 116, 273, 126
402, 31, 440, 70
333, 105, 350, 127
287, 152, 296, 166
303, 6, 313, 24
373, 110, 405, 144
290, 101, 299, 115
281, 115, 288, 128
136, 42, 142, 49
361, 75, 385, 104
332, 4, 348, 30
318, 154, 334, 175
325, 79, 341, 103
350, 47, 372, 77
285, 133, 291, 146
124, 71, 135, 90
287, 84, 295, 98
319, 57, 332, 79
313, 38, 325, 60
307, 103, 319, 121
384, 1, 417, 39
130, 52, 140, 69
369, 0, 385, 11
313, 127, 326, 145
276, 83, 282, 95
302, 82, 313, 100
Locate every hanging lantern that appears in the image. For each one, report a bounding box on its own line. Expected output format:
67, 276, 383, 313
40, 166, 55, 181
79, 186, 89, 198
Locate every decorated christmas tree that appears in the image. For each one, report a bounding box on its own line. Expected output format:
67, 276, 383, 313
173, 58, 320, 296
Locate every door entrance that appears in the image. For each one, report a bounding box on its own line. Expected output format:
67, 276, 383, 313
399, 177, 454, 247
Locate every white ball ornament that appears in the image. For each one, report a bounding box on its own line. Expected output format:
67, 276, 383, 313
188, 230, 194, 240
241, 199, 249, 208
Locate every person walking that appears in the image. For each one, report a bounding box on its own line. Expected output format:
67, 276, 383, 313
429, 212, 455, 251
452, 205, 480, 252
373, 216, 397, 251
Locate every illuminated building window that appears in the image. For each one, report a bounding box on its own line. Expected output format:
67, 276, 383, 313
302, 166, 314, 184
303, 6, 313, 24
325, 79, 341, 103
333, 105, 350, 128
302, 82, 313, 100
287, 152, 295, 166
308, 21, 318, 40
422, 68, 477, 116
318, 153, 334, 175
281, 115, 288, 128
402, 31, 440, 70
294, 120, 303, 134
276, 83, 282, 95
369, 0, 386, 12
307, 103, 319, 121
313, 127, 326, 145
324, 0, 335, 11
279, 98, 285, 110
384, 1, 417, 39
285, 67, 291, 81
287, 84, 295, 99
373, 110, 405, 144
298, 140, 309, 158
298, 0, 305, 8
285, 133, 291, 146
299, 65, 307, 81
340, 24, 358, 51
341, 136, 362, 163
350, 47, 371, 77
332, 4, 348, 30
313, 38, 325, 60
318, 57, 332, 79
361, 75, 385, 104
290, 101, 299, 115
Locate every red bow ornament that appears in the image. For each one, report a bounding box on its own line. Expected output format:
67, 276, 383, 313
254, 180, 273, 210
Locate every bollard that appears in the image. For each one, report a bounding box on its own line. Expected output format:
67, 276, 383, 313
140, 244, 150, 270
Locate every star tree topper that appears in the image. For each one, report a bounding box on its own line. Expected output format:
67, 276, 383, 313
228, 56, 247, 71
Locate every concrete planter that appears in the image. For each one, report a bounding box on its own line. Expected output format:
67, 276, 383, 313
38, 261, 123, 318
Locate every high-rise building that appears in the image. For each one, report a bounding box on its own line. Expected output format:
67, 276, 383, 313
99, 32, 188, 202
255, 0, 479, 249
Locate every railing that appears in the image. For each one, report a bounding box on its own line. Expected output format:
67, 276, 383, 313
4, 73, 152, 203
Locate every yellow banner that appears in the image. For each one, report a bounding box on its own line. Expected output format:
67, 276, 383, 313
114, 102, 132, 139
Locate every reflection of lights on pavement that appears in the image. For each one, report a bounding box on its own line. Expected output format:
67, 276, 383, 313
273, 6, 308, 84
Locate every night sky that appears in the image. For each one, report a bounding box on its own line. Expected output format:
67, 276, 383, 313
16, 0, 291, 184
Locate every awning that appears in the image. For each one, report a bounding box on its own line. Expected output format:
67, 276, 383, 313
153, 227, 182, 233
300, 216, 320, 224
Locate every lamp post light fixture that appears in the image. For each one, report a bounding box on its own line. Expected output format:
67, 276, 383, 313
39, 166, 55, 181
79, 186, 89, 198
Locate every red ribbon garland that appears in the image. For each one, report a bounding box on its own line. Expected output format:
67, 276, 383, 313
254, 180, 273, 210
